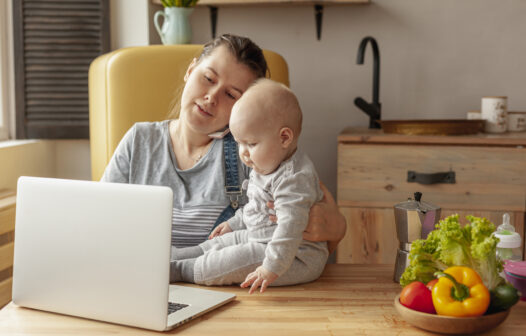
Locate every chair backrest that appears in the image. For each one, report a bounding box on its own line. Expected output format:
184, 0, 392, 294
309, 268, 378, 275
88, 45, 289, 181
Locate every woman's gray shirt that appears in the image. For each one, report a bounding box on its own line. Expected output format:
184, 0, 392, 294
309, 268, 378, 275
101, 121, 249, 247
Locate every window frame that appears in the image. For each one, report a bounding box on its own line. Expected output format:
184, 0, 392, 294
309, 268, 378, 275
0, 0, 14, 141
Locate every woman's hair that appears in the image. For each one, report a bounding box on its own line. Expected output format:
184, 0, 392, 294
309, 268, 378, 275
199, 34, 268, 79
168, 34, 268, 119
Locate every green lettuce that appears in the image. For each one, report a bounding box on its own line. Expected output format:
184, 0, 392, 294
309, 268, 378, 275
400, 214, 504, 290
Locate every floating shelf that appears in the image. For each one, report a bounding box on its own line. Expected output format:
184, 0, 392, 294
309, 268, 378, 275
152, 0, 370, 40
154, 0, 369, 6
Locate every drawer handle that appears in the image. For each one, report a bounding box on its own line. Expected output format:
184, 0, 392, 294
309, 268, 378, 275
407, 171, 456, 185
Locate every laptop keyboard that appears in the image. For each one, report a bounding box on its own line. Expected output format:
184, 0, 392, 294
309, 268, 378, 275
168, 302, 189, 314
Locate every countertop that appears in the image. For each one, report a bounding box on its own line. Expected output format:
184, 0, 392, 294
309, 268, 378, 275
338, 127, 526, 146
0, 264, 525, 335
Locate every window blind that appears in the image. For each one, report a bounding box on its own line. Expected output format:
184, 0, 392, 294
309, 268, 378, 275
13, 0, 109, 139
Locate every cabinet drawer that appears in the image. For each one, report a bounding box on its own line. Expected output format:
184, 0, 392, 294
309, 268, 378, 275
337, 144, 526, 211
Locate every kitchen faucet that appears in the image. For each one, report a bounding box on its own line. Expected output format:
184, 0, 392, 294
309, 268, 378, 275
355, 36, 381, 129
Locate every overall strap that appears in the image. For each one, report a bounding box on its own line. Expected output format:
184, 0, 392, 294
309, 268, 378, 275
222, 132, 242, 209
210, 132, 242, 232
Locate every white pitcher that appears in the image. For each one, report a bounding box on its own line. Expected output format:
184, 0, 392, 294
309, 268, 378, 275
154, 7, 193, 45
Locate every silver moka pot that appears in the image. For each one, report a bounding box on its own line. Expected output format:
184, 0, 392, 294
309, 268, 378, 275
393, 192, 441, 283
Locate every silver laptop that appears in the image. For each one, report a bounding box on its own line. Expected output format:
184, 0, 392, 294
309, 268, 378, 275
12, 176, 235, 331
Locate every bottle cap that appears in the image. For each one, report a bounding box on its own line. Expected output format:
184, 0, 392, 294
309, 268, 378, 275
495, 232, 521, 248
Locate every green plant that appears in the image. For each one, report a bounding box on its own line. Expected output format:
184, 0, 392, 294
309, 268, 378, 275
160, 0, 198, 7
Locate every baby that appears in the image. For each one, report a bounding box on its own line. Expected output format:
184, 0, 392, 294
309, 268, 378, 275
171, 78, 328, 293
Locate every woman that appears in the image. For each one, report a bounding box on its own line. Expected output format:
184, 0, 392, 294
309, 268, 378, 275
101, 34, 345, 255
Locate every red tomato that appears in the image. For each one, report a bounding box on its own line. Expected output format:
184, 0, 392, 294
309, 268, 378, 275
400, 281, 436, 314
426, 279, 438, 291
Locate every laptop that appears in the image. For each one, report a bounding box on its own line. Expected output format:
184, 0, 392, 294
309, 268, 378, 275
12, 176, 235, 331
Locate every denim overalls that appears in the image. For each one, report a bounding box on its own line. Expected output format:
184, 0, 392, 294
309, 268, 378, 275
211, 132, 243, 231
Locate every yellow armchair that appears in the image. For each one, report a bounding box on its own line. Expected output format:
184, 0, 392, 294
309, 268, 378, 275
88, 45, 289, 181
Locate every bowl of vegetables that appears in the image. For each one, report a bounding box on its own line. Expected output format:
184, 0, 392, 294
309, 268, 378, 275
394, 293, 510, 334
394, 215, 521, 334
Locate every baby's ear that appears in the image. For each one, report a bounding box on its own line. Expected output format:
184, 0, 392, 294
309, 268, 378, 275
279, 127, 294, 148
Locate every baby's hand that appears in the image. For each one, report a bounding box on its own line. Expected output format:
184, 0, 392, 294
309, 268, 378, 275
208, 221, 232, 239
240, 266, 278, 294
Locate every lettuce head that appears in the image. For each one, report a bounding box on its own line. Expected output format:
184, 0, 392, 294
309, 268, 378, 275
400, 214, 504, 290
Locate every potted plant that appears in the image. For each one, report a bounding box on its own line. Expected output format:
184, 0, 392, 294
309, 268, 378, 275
160, 0, 198, 7
154, 0, 199, 45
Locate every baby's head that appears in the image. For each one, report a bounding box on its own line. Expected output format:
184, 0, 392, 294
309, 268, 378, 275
230, 78, 302, 175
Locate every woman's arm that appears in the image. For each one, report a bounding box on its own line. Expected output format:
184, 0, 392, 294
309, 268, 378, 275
267, 182, 347, 254
302, 182, 347, 254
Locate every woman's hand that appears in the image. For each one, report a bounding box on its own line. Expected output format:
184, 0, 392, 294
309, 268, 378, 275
266, 182, 347, 254
240, 266, 278, 294
208, 221, 232, 239
304, 182, 347, 253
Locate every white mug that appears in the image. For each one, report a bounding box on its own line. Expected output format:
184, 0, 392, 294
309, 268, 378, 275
508, 112, 526, 132
481, 96, 507, 133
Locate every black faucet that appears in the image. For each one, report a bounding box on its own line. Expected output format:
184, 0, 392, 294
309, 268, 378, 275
354, 36, 381, 129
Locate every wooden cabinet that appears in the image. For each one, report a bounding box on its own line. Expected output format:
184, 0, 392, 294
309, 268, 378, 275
0, 190, 15, 309
336, 128, 526, 264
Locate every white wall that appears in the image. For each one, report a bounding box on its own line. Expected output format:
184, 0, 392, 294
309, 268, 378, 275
186, 0, 526, 195
110, 0, 151, 49
55, 0, 525, 192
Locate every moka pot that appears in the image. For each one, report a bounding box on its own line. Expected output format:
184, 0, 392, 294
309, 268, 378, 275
393, 192, 441, 283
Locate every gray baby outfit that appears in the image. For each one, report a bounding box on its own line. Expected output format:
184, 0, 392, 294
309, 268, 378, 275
175, 150, 329, 286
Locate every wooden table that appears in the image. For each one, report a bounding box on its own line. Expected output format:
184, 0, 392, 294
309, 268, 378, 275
0, 264, 525, 335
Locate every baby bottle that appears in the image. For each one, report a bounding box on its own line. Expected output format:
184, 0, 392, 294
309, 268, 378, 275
494, 213, 522, 263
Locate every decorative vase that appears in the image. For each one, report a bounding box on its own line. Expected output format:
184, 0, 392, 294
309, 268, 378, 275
154, 7, 193, 45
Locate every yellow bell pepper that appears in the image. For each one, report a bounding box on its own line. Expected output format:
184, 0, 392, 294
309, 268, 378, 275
432, 266, 490, 317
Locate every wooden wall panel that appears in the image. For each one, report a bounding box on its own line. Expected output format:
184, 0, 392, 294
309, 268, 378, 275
0, 190, 15, 309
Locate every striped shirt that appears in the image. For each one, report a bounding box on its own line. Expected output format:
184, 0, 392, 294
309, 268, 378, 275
101, 121, 249, 247
171, 205, 225, 247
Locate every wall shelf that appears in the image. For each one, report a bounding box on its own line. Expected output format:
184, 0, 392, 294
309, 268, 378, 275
152, 0, 370, 40
195, 0, 369, 5
154, 0, 369, 6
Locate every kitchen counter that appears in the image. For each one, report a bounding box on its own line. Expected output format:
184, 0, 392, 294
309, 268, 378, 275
0, 264, 525, 335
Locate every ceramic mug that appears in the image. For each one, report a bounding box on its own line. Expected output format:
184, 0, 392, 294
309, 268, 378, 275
508, 112, 526, 132
481, 96, 507, 133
